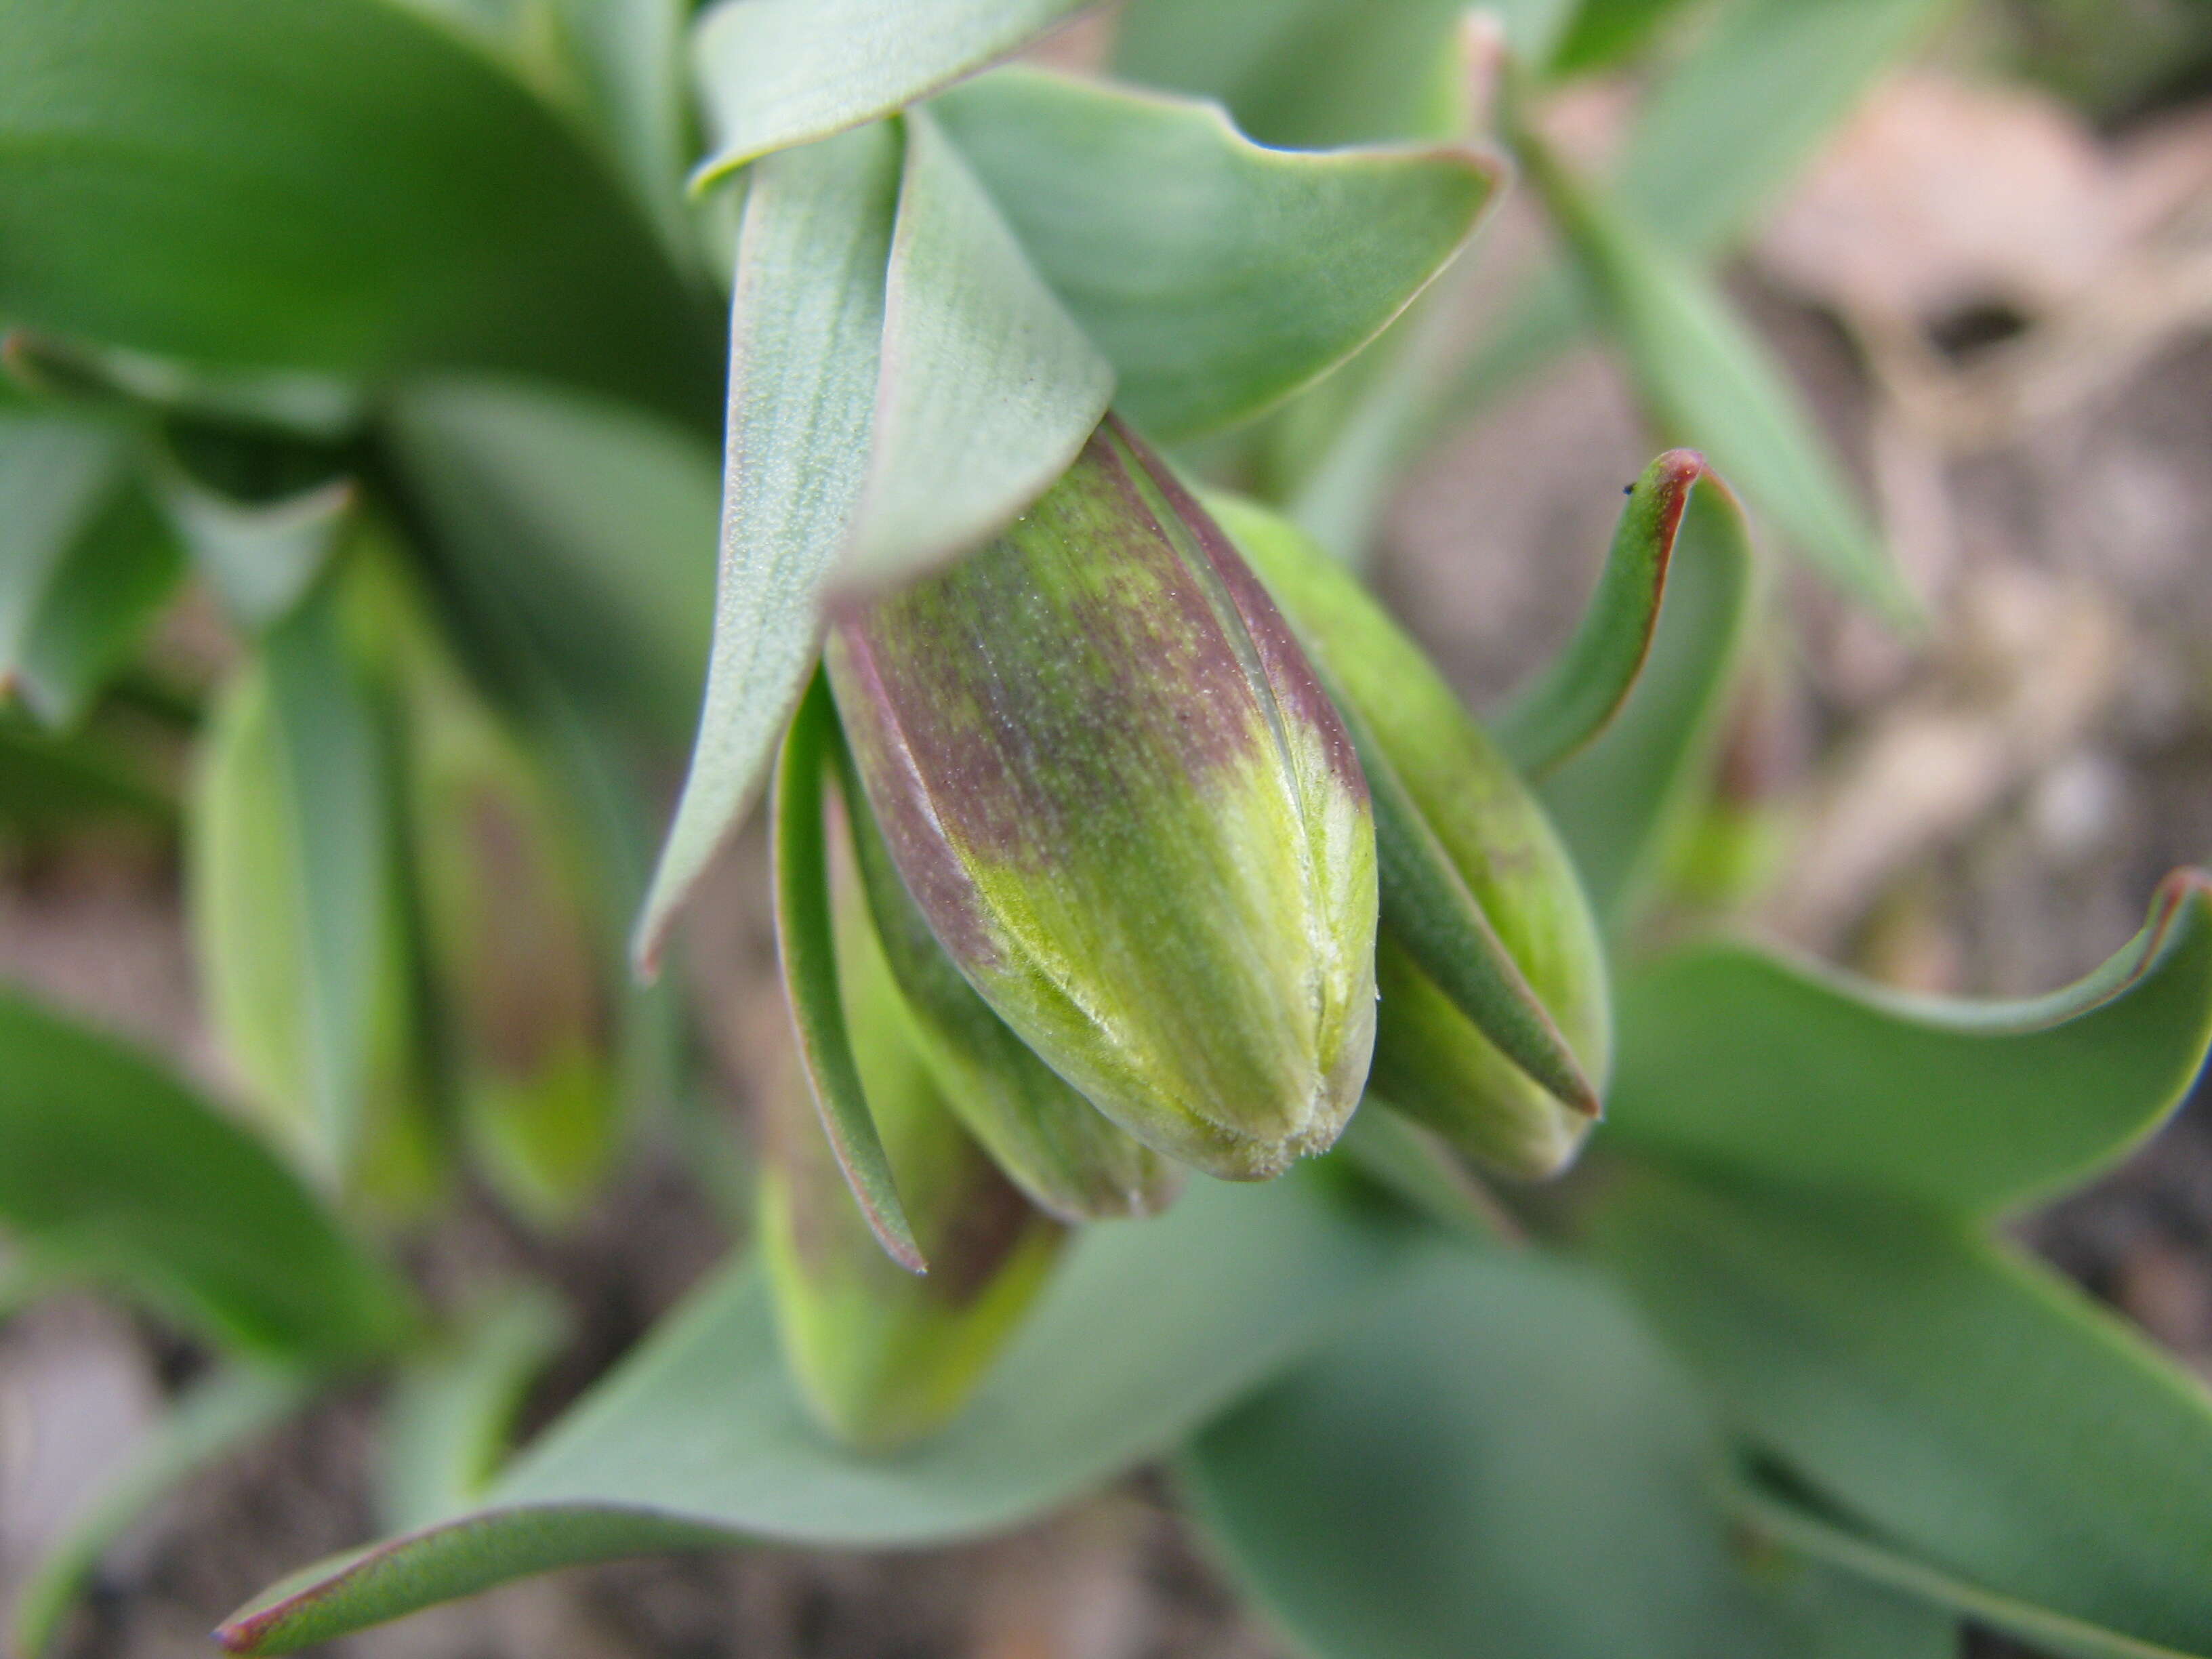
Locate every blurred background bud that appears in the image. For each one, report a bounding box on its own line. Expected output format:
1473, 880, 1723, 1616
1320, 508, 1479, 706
361, 552, 621, 1229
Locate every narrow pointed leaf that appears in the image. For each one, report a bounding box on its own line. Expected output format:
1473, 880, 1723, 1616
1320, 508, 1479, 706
385, 378, 719, 745
1618, 0, 1964, 252
840, 109, 1112, 590
1538, 474, 1757, 928
0, 988, 412, 1359
691, 0, 1097, 178
1496, 449, 1704, 776
10, 1364, 314, 1659
1437, 0, 1957, 438
1722, 1460, 2207, 1659
929, 68, 1502, 438
1517, 131, 1910, 617
633, 123, 898, 970
380, 1286, 572, 1534
1610, 870, 2212, 1216
772, 677, 924, 1273
218, 1172, 1408, 1654
1595, 1169, 2212, 1656
1182, 1243, 1956, 1659
0, 0, 717, 424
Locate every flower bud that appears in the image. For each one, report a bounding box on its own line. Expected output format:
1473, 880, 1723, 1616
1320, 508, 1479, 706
190, 609, 441, 1221
359, 553, 619, 1227
824, 418, 1377, 1181
762, 815, 1063, 1451
1211, 493, 1612, 1180
838, 743, 1182, 1222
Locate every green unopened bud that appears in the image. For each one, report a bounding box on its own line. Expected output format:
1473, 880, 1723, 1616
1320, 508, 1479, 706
763, 817, 1063, 1451
368, 560, 618, 1227
1213, 495, 1612, 1181
190, 602, 441, 1221
825, 418, 1377, 1181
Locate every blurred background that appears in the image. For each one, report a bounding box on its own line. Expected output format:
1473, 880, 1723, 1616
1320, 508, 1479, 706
6, 0, 2212, 1654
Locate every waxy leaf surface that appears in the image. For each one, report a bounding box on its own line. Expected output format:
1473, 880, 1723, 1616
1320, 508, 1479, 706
692, 0, 1097, 177
930, 68, 1501, 438
840, 108, 1113, 589
1597, 1170, 2212, 1656
634, 124, 898, 967
220, 1172, 1407, 1654
1183, 1242, 1955, 1659
1609, 871, 2212, 1214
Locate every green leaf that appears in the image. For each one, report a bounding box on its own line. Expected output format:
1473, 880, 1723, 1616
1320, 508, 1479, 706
1537, 474, 1756, 930
216, 1170, 1408, 1654
929, 67, 1502, 439
0, 0, 717, 424
1595, 1168, 2212, 1656
691, 0, 1096, 179
1441, 0, 1959, 430
0, 415, 185, 728
1182, 1242, 1957, 1659
1608, 870, 2212, 1216
771, 676, 923, 1273
10, 1364, 314, 1659
840, 109, 1112, 590
1723, 1458, 2210, 1659
1616, 0, 1963, 253
632, 122, 898, 969
547, 0, 695, 268
384, 377, 718, 745
380, 1285, 572, 1534
1548, 0, 1696, 76
0, 989, 411, 1359
158, 467, 352, 632
1517, 131, 1909, 617
1495, 449, 1705, 776
1111, 0, 1574, 148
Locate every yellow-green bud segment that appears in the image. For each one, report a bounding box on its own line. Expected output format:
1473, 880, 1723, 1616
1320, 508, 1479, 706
1210, 493, 1612, 1181
834, 726, 1181, 1222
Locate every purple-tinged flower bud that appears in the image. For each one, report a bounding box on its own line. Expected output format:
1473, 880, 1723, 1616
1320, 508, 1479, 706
824, 418, 1377, 1181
